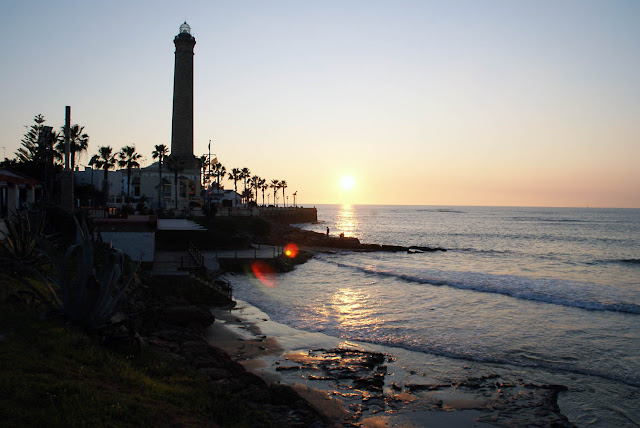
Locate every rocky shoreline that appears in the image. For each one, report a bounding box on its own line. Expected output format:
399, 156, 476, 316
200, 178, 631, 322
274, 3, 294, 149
210, 300, 575, 427
117, 220, 571, 427
268, 223, 447, 253
119, 273, 330, 427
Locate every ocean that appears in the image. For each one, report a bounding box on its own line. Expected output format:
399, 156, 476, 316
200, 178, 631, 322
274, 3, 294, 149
226, 205, 640, 426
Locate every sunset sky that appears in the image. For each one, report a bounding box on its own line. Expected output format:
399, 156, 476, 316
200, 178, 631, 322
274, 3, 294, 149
1, 1, 639, 207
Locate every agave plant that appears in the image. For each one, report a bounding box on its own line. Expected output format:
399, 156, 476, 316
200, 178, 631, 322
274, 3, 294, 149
37, 218, 139, 329
0, 211, 54, 304
0, 211, 51, 274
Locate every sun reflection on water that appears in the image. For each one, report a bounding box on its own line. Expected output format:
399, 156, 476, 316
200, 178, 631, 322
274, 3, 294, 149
331, 288, 372, 329
336, 204, 358, 237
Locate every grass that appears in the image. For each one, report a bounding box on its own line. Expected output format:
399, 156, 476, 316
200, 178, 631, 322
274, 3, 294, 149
0, 282, 272, 427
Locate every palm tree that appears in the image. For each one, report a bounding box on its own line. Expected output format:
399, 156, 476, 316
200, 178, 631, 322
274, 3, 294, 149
91, 146, 116, 203
151, 144, 169, 209
228, 168, 242, 207
212, 162, 226, 198
241, 188, 253, 205
56, 124, 89, 170
240, 167, 251, 204
260, 179, 268, 206
270, 179, 280, 207
249, 175, 261, 204
199, 155, 209, 185
166, 155, 185, 209
88, 154, 99, 187
118, 145, 142, 203
280, 180, 288, 207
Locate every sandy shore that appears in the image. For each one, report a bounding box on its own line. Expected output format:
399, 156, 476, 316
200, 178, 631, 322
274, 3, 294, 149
206, 300, 511, 427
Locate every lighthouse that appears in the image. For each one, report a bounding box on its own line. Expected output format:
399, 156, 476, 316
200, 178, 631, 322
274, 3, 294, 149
171, 22, 197, 167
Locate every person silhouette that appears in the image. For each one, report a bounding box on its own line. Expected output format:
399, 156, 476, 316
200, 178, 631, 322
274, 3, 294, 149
326, 227, 330, 236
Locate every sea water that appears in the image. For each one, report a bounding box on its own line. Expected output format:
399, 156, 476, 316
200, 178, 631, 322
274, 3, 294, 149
227, 205, 640, 426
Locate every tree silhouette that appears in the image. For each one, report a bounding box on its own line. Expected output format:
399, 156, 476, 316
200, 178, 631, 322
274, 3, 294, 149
270, 179, 281, 207
241, 188, 253, 205
228, 168, 242, 207
240, 167, 250, 195
56, 124, 89, 170
152, 144, 169, 209
16, 114, 46, 164
280, 180, 288, 207
166, 155, 185, 209
212, 161, 226, 199
260, 180, 268, 206
91, 146, 116, 202
249, 175, 261, 204
118, 146, 142, 204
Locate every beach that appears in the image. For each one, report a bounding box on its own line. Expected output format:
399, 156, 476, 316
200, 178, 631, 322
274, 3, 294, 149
216, 205, 640, 426
208, 299, 572, 427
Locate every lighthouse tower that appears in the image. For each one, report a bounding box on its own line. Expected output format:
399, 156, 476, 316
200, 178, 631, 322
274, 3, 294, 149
171, 22, 197, 167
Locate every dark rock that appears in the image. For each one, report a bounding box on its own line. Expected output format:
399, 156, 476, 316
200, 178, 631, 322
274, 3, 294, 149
408, 246, 447, 252
158, 305, 215, 327
240, 384, 272, 404
406, 383, 450, 391
145, 337, 179, 351
181, 340, 214, 356
353, 374, 385, 391
270, 383, 305, 406
198, 368, 232, 380
150, 328, 195, 343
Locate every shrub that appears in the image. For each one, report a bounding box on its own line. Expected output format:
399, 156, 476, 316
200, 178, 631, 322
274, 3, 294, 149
36, 219, 139, 329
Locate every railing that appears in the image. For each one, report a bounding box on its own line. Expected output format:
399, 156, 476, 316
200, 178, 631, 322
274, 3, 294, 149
188, 241, 205, 267
181, 241, 233, 300
215, 277, 233, 300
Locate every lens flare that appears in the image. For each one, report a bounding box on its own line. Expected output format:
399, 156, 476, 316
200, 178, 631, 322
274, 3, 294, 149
251, 261, 277, 288
284, 243, 299, 258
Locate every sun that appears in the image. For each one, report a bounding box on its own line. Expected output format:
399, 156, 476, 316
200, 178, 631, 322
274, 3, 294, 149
341, 175, 355, 190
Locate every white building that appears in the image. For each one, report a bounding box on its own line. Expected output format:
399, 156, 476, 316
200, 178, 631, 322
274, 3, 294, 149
75, 162, 201, 210
0, 169, 41, 219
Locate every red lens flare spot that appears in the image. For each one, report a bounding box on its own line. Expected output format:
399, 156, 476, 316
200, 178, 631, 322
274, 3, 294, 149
251, 261, 277, 288
284, 243, 299, 258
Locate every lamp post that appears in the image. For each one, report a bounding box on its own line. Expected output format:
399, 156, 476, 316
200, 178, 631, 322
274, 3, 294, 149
293, 191, 297, 207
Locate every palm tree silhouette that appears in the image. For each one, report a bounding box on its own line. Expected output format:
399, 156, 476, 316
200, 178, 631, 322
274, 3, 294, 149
259, 178, 267, 206
228, 168, 242, 207
152, 144, 169, 209
240, 168, 251, 204
270, 179, 280, 207
91, 146, 116, 203
56, 124, 89, 171
249, 175, 261, 204
118, 145, 142, 204
166, 155, 185, 209
280, 180, 288, 207
241, 188, 253, 205
199, 155, 209, 183
212, 162, 226, 200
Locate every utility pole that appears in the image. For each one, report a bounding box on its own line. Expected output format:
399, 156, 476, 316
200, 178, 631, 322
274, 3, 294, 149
60, 106, 74, 213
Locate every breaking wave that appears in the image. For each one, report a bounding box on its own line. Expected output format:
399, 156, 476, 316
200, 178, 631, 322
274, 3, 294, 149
320, 258, 640, 315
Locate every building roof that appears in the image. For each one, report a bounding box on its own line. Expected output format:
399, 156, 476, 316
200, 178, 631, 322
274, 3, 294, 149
0, 169, 40, 186
93, 216, 158, 233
